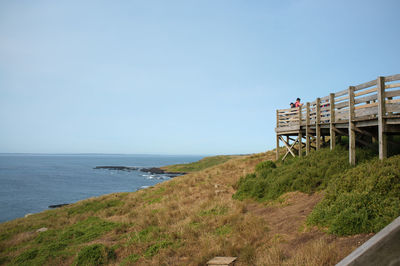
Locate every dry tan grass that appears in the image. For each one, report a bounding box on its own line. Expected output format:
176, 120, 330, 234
0, 149, 372, 265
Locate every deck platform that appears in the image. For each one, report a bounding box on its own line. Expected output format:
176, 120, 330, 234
275, 74, 400, 164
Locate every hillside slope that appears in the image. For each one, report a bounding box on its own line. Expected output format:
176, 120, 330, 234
0, 150, 373, 265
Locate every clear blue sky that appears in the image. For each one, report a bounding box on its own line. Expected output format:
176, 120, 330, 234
1, 0, 399, 155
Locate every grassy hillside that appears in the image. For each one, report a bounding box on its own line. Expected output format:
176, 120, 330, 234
1, 149, 392, 265
234, 146, 400, 236
162, 155, 240, 173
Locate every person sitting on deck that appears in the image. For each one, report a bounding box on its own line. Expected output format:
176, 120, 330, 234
290, 102, 295, 108
295, 98, 302, 107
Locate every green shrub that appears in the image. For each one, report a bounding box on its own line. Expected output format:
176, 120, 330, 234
308, 155, 400, 235
234, 146, 374, 201
74, 244, 115, 266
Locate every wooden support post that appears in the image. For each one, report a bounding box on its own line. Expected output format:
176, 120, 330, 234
276, 110, 279, 161
377, 76, 387, 160
280, 136, 297, 161
306, 102, 310, 155
329, 93, 336, 150
316, 98, 321, 150
298, 105, 302, 157
348, 86, 356, 165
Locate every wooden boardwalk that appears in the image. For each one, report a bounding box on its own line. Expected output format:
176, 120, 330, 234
275, 74, 400, 165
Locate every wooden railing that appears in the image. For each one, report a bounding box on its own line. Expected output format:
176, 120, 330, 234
275, 74, 400, 164
276, 74, 400, 131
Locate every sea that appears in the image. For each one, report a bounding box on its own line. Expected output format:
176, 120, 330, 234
0, 154, 203, 223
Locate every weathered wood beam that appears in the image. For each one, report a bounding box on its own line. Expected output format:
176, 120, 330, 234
306, 102, 311, 155
330, 93, 336, 150
349, 86, 356, 165
279, 136, 296, 158
316, 98, 321, 150
298, 105, 303, 157
377, 76, 387, 159
276, 110, 279, 161
276, 134, 280, 161
281, 136, 299, 161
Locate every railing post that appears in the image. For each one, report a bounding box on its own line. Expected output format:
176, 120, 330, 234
329, 93, 336, 150
306, 102, 310, 155
316, 98, 321, 150
298, 105, 302, 157
276, 110, 280, 161
348, 86, 356, 165
377, 76, 387, 160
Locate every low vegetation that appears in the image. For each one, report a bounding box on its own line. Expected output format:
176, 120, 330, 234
162, 155, 240, 173
1, 148, 398, 265
308, 155, 400, 235
234, 146, 400, 236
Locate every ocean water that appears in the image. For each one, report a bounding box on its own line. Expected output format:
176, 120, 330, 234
0, 154, 203, 223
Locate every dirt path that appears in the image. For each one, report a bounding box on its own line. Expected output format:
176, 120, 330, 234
245, 192, 373, 264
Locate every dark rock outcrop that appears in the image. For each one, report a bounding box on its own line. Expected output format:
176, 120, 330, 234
94, 166, 139, 171
94, 166, 186, 177
140, 167, 166, 174
140, 167, 186, 177
49, 203, 69, 208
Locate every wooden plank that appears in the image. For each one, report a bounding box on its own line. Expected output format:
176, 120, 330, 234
207, 256, 237, 265
385, 73, 400, 82
336, 95, 349, 102
354, 87, 377, 97
278, 111, 298, 116
386, 99, 400, 104
335, 120, 349, 125
354, 79, 377, 91
335, 89, 348, 97
275, 125, 300, 132
279, 116, 299, 122
386, 103, 400, 113
355, 119, 378, 127
355, 94, 378, 104
385, 82, 400, 89
355, 106, 378, 117
320, 95, 329, 101
336, 113, 349, 121
348, 86, 356, 165
377, 76, 387, 159
385, 89, 400, 98
335, 101, 349, 109
354, 102, 378, 110
278, 107, 299, 113
386, 118, 400, 125
336, 108, 349, 115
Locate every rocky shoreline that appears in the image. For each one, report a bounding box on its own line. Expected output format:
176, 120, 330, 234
94, 166, 186, 177
48, 167, 186, 210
